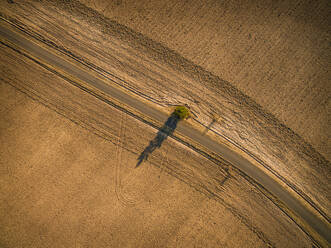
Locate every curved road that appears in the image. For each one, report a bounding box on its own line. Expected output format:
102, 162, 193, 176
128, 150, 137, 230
0, 22, 330, 245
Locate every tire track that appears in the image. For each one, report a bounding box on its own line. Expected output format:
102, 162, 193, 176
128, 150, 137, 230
115, 110, 171, 207
115, 111, 136, 206
115, 112, 147, 207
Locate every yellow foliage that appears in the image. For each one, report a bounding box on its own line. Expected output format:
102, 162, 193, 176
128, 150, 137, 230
173, 106, 190, 120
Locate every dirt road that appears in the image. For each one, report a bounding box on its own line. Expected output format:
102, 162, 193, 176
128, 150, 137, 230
0, 22, 329, 245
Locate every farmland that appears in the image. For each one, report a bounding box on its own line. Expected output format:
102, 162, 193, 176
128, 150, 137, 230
0, 43, 312, 247
0, 0, 329, 247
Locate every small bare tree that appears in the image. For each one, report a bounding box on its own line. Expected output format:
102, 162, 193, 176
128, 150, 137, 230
203, 112, 221, 135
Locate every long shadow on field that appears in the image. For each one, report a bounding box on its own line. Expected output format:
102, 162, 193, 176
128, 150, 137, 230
136, 114, 180, 167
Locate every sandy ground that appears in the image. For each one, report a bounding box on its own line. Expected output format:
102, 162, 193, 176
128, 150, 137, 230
82, 0, 330, 161
0, 0, 329, 219
0, 40, 315, 247
0, 0, 330, 246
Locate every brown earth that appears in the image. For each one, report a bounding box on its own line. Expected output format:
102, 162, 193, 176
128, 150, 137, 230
1, 0, 329, 218
83, 0, 330, 161
0, 43, 314, 247
0, 0, 330, 247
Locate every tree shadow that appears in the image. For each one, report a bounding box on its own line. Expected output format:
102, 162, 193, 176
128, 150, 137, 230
136, 113, 180, 167
203, 119, 216, 135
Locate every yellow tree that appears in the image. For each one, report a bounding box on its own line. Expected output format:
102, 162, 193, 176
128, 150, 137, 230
173, 106, 191, 120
